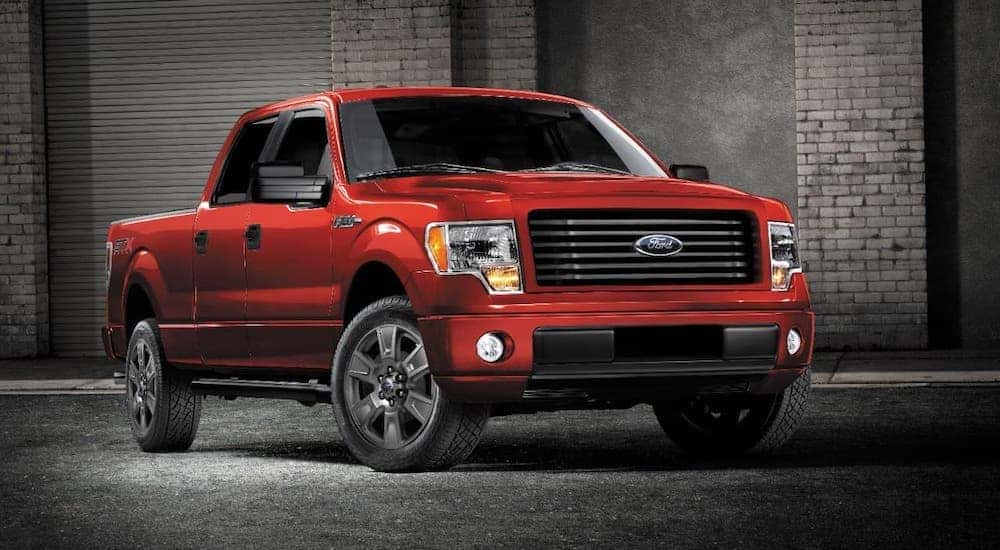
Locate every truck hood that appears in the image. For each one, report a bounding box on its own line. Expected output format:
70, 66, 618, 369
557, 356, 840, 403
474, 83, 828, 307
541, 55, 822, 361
364, 172, 793, 224
373, 172, 755, 201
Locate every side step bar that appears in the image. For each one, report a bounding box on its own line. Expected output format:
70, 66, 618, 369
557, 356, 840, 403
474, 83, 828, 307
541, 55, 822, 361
190, 378, 332, 404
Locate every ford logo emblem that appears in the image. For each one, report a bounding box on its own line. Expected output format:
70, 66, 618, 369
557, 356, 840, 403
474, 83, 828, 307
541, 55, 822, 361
634, 234, 683, 257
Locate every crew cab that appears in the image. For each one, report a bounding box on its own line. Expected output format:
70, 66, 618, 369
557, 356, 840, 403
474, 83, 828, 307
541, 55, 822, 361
104, 87, 814, 471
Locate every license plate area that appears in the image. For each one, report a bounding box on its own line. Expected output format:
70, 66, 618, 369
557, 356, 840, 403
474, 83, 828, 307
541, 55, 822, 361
532, 325, 778, 378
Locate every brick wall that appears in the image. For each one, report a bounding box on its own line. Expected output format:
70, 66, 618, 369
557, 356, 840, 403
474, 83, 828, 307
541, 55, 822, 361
451, 0, 536, 89
331, 0, 537, 90
0, 0, 49, 358
331, 0, 453, 87
794, 0, 927, 349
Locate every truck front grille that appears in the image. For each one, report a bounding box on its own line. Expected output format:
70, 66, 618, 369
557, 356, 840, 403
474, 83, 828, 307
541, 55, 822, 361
527, 209, 758, 286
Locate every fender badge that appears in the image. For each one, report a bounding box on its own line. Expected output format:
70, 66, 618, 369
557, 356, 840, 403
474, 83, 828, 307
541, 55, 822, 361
333, 215, 363, 228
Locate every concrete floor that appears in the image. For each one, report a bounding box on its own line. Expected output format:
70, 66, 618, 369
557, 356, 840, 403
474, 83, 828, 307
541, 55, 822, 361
2, 387, 999, 548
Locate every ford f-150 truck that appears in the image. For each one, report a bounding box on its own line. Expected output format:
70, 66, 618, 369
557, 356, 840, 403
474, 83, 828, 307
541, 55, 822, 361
104, 87, 814, 472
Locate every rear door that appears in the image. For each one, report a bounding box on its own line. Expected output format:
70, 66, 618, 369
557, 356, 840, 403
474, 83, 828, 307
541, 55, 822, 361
194, 115, 277, 367
245, 107, 338, 369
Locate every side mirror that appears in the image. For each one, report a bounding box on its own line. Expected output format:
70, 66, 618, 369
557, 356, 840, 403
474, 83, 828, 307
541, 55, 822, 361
251, 162, 330, 205
670, 164, 710, 182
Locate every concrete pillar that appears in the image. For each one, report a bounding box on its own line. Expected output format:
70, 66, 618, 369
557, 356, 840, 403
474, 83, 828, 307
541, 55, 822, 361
451, 0, 536, 90
330, 0, 537, 90
794, 0, 927, 349
331, 0, 454, 87
0, 0, 49, 358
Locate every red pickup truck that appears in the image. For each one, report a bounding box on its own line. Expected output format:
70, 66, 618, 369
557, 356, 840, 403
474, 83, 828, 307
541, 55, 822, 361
104, 87, 813, 471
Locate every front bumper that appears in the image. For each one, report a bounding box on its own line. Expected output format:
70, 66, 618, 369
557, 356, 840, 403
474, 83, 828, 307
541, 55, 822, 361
419, 308, 814, 402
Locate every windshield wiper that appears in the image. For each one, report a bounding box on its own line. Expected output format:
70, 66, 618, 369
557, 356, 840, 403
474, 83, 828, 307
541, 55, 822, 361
355, 162, 502, 181
520, 162, 631, 176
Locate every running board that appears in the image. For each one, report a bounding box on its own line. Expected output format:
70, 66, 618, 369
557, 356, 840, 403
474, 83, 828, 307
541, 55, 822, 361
190, 378, 332, 404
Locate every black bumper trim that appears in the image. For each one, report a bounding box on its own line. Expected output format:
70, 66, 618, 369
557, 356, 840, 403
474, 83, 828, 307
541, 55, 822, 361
722, 325, 779, 359
530, 359, 774, 379
532, 324, 778, 379
533, 328, 614, 364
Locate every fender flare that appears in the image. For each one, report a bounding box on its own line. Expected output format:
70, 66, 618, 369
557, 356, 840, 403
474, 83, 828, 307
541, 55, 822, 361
121, 249, 167, 324
341, 219, 432, 316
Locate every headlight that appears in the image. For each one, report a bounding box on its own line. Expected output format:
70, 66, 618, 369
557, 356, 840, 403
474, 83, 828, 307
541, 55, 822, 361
768, 222, 801, 291
425, 221, 522, 294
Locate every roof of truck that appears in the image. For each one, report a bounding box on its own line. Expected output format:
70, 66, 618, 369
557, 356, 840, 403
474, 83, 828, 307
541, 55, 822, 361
331, 86, 589, 106
246, 86, 592, 117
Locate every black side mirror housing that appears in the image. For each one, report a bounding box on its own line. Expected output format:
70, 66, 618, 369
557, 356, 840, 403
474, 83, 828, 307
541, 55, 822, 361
670, 164, 710, 181
251, 162, 330, 205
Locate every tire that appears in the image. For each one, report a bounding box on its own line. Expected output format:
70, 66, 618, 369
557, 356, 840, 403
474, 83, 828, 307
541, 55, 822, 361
653, 367, 811, 457
125, 319, 202, 451
331, 296, 489, 472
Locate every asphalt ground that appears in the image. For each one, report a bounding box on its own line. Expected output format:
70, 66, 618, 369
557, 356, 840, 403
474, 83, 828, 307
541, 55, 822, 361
2, 387, 999, 549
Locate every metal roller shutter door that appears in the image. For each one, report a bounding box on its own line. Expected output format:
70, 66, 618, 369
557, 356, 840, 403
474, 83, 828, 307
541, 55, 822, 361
44, 0, 332, 355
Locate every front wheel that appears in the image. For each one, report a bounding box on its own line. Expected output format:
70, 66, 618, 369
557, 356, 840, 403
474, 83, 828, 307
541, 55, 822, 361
331, 296, 489, 472
653, 367, 810, 457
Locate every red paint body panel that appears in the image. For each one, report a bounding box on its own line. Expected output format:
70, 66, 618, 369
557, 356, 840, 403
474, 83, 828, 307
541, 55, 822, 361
245, 203, 338, 369
105, 209, 199, 366
193, 204, 251, 367
103, 86, 815, 403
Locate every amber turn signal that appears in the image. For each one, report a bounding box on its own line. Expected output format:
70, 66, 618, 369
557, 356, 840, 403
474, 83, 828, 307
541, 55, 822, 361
482, 265, 522, 293
772, 263, 791, 291
426, 225, 448, 271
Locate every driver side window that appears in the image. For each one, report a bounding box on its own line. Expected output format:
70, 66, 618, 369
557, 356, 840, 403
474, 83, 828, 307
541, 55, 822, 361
214, 116, 277, 205
273, 108, 331, 178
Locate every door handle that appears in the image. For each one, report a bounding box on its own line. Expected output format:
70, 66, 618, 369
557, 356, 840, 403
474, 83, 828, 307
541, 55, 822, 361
194, 230, 208, 254
245, 224, 261, 250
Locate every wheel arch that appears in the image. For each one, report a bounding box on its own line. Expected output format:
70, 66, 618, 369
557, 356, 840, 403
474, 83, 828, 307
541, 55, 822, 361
340, 219, 432, 321
342, 261, 410, 325
121, 249, 166, 336
123, 279, 158, 338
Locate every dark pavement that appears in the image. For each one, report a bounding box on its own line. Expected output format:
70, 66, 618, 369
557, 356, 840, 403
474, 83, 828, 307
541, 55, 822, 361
2, 387, 999, 548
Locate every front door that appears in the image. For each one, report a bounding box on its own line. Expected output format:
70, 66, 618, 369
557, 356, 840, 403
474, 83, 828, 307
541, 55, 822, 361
245, 107, 338, 369
194, 115, 278, 367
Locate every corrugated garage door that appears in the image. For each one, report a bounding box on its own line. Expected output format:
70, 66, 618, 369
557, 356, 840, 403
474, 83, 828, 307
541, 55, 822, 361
44, 0, 332, 356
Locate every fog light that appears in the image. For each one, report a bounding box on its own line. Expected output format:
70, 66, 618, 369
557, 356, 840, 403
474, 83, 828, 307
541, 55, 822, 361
476, 333, 505, 363
787, 329, 803, 356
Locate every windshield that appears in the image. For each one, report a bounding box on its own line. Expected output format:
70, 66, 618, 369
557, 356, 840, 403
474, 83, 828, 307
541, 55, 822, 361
338, 96, 667, 181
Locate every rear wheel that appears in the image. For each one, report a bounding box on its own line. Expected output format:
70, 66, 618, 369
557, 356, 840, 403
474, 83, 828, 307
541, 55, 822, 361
653, 367, 810, 457
125, 319, 202, 451
331, 296, 489, 472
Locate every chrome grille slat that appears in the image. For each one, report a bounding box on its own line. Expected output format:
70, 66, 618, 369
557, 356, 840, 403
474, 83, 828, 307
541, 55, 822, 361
532, 240, 747, 248
536, 251, 747, 259
535, 261, 749, 270
528, 209, 758, 286
530, 218, 743, 226
530, 229, 746, 237
536, 272, 750, 281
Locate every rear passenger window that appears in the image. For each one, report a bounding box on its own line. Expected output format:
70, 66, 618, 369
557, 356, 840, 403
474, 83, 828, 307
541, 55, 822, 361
214, 117, 276, 205
274, 109, 330, 177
